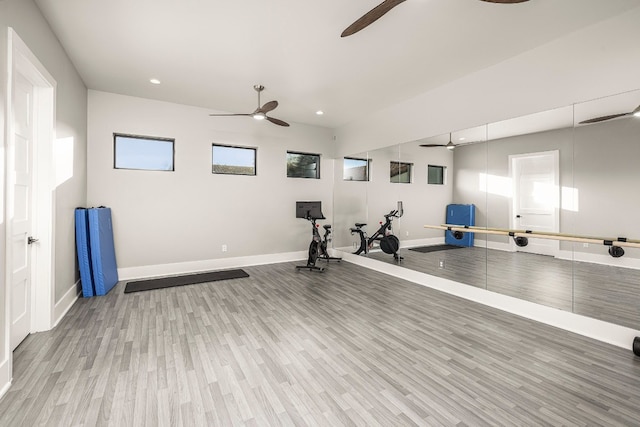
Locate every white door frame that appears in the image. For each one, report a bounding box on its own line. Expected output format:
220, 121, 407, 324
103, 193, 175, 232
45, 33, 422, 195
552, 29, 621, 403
509, 150, 560, 256
4, 28, 57, 361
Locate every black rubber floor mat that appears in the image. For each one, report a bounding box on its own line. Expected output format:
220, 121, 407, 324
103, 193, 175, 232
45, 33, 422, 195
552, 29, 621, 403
408, 244, 465, 253
124, 269, 249, 293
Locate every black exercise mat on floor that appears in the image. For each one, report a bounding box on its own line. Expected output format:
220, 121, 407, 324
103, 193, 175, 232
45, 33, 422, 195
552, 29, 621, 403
124, 269, 249, 293
409, 244, 465, 253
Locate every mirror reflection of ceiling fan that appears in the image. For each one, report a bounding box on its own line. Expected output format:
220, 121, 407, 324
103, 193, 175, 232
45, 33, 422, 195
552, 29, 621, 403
209, 85, 290, 127
419, 133, 484, 150
578, 103, 640, 125
342, 0, 530, 37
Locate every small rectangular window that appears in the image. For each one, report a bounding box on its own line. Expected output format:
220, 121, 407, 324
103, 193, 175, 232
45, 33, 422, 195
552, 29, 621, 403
287, 151, 320, 179
212, 144, 257, 175
428, 165, 446, 185
343, 157, 370, 181
114, 133, 174, 171
390, 161, 412, 183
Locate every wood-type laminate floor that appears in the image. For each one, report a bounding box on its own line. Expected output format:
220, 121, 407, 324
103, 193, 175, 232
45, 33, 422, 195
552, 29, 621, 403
1, 260, 639, 426
367, 246, 640, 329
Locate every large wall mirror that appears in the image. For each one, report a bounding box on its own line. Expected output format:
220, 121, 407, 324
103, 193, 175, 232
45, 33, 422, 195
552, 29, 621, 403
333, 88, 640, 331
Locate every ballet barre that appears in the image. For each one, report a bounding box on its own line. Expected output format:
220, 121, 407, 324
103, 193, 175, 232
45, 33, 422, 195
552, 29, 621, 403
423, 224, 640, 257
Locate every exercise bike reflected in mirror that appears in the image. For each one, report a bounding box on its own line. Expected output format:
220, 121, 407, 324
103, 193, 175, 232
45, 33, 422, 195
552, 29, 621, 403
351, 202, 404, 262
295, 201, 341, 273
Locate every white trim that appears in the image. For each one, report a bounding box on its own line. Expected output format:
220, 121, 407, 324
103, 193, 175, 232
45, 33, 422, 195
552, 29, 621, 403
557, 249, 640, 270
53, 281, 80, 327
338, 251, 640, 350
6, 28, 57, 336
400, 237, 444, 249
118, 251, 307, 281
336, 237, 444, 255
0, 357, 10, 401
475, 239, 640, 270
474, 238, 513, 252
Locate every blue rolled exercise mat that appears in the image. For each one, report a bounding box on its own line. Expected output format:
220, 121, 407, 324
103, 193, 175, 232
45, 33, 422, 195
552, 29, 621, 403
74, 208, 95, 297
88, 207, 119, 296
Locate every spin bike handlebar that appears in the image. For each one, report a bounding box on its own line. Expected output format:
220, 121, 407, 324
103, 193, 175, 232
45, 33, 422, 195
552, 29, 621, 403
384, 209, 399, 219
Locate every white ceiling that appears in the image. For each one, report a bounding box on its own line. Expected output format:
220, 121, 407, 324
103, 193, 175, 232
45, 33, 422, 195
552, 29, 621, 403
35, 0, 640, 129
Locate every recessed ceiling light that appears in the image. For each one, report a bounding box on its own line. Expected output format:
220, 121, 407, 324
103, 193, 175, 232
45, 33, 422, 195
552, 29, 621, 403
458, 137, 466, 141
316, 110, 324, 115
149, 78, 161, 85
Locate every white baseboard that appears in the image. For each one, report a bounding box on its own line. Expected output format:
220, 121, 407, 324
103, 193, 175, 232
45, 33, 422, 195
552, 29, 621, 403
53, 280, 81, 328
400, 237, 444, 249
558, 249, 640, 270
118, 250, 307, 281
338, 250, 640, 351
0, 357, 11, 401
474, 239, 513, 252
336, 237, 444, 254
474, 240, 640, 270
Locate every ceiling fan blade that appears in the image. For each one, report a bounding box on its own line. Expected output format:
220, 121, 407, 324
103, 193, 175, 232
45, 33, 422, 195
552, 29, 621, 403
266, 116, 290, 127
258, 100, 278, 114
341, 0, 407, 37
419, 144, 448, 148
209, 113, 251, 117
480, 0, 530, 3
578, 112, 631, 125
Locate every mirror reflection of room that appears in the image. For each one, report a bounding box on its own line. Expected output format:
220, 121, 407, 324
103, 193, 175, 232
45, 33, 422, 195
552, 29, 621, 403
335, 89, 640, 330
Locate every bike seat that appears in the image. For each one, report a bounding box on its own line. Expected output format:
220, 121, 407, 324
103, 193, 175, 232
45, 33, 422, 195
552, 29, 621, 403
355, 223, 367, 227
323, 225, 332, 230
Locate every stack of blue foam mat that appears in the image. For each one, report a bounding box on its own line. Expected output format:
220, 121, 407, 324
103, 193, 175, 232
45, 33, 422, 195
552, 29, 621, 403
75, 207, 119, 297
445, 204, 476, 247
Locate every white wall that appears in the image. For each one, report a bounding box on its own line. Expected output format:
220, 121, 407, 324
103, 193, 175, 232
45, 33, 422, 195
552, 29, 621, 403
1, 0, 87, 395
87, 91, 334, 277
334, 5, 640, 157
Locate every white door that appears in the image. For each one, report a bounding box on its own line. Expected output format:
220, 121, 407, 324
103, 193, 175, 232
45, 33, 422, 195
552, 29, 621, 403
511, 151, 559, 257
10, 72, 35, 350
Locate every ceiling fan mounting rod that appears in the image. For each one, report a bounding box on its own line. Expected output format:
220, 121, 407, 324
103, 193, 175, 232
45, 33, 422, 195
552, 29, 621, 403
254, 84, 264, 108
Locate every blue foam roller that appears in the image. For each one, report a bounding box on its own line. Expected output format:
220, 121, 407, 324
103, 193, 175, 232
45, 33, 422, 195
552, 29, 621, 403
88, 207, 119, 296
75, 208, 95, 297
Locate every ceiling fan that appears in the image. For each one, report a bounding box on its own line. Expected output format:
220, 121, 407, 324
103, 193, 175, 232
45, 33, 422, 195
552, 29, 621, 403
341, 0, 530, 37
420, 133, 457, 150
578, 103, 640, 125
209, 85, 290, 127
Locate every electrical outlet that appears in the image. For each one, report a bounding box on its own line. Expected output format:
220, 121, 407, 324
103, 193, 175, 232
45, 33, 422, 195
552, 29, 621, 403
405, 231, 409, 237
439, 260, 445, 269
222, 244, 227, 252
353, 242, 357, 249
583, 243, 589, 248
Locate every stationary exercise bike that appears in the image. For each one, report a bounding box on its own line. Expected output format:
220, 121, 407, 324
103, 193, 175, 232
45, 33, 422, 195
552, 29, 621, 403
351, 205, 403, 261
295, 201, 341, 272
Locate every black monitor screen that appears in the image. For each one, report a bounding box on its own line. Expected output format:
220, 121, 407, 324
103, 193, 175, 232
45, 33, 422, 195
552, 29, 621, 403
296, 201, 324, 219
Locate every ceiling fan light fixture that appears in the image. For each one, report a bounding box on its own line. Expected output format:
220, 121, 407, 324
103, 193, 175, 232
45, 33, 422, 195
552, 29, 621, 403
253, 112, 266, 120
446, 143, 455, 151
633, 106, 640, 117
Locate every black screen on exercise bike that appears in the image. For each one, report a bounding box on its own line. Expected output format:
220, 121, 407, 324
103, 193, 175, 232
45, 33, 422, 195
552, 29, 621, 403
296, 201, 324, 220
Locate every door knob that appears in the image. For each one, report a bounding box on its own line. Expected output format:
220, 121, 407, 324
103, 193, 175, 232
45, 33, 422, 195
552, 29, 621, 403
516, 215, 521, 218
27, 236, 39, 245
